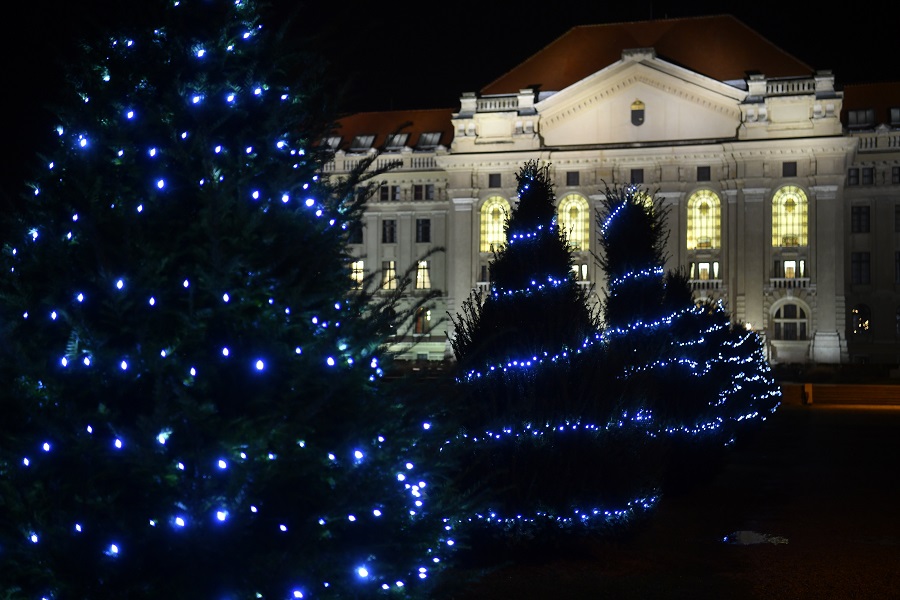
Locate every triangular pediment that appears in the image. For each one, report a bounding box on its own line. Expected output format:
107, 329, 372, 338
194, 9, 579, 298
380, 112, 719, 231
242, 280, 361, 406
537, 52, 747, 146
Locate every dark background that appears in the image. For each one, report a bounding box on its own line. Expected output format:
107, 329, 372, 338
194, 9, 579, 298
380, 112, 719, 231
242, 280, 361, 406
4, 0, 899, 195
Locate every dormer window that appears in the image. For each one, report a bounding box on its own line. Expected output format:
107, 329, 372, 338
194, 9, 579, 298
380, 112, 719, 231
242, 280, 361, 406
847, 109, 875, 129
417, 132, 441, 150
384, 133, 409, 151
321, 136, 341, 150
349, 134, 375, 152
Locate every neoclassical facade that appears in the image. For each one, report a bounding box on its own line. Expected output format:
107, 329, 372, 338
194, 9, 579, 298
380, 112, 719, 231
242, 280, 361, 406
326, 15, 900, 366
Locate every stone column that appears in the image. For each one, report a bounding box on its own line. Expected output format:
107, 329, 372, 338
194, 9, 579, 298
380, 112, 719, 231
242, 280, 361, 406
809, 184, 846, 363
738, 188, 768, 330
448, 197, 477, 338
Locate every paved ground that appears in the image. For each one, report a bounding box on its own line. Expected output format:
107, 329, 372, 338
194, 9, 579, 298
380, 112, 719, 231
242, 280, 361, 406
435, 399, 900, 599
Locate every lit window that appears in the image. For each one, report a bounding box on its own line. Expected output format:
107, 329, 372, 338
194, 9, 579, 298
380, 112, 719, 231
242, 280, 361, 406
690, 261, 719, 280
686, 190, 721, 250
773, 302, 808, 340
415, 261, 431, 289
773, 260, 805, 278
480, 196, 509, 252
571, 263, 588, 281
851, 304, 871, 334
382, 261, 397, 290
350, 260, 364, 289
772, 185, 808, 247
557, 193, 589, 251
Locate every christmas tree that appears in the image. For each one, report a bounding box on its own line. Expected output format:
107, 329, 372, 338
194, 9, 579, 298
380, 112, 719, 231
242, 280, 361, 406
596, 184, 781, 487
0, 1, 452, 597
447, 162, 658, 539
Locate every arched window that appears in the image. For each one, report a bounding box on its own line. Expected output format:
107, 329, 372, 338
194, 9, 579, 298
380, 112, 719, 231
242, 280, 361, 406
414, 307, 431, 335
557, 193, 590, 251
851, 304, 871, 334
772, 185, 808, 247
686, 190, 721, 250
480, 196, 510, 252
772, 301, 808, 340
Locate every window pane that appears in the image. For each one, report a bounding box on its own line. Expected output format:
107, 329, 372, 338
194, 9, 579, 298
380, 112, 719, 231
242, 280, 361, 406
557, 194, 589, 251
382, 220, 396, 243
784, 260, 796, 279
686, 190, 721, 250
416, 218, 431, 243
772, 185, 808, 247
350, 260, 364, 289
416, 261, 431, 289
382, 260, 397, 290
480, 197, 509, 251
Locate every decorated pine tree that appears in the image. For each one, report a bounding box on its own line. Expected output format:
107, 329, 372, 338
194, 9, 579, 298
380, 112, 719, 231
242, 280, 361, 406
0, 1, 452, 597
597, 185, 781, 487
447, 162, 658, 539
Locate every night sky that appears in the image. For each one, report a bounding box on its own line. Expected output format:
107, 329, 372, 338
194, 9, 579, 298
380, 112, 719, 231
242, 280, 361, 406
4, 0, 899, 196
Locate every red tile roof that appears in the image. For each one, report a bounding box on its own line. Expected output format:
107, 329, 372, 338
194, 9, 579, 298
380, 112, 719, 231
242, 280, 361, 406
330, 108, 454, 153
842, 82, 900, 125
334, 16, 900, 145
481, 15, 814, 96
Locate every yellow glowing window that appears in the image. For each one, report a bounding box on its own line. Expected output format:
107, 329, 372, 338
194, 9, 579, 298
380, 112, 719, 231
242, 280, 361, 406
772, 185, 808, 247
381, 260, 397, 290
415, 260, 431, 290
350, 260, 364, 289
557, 193, 590, 251
480, 196, 509, 252
686, 190, 721, 250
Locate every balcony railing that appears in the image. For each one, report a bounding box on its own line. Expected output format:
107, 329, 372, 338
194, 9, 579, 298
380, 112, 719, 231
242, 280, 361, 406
769, 277, 810, 289
324, 153, 440, 174
854, 131, 900, 151
690, 279, 723, 291
766, 78, 817, 96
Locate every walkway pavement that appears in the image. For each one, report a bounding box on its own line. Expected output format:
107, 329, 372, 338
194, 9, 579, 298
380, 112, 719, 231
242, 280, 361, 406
439, 399, 900, 599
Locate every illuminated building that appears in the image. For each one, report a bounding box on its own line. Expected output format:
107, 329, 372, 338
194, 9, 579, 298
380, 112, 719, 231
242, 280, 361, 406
328, 15, 900, 365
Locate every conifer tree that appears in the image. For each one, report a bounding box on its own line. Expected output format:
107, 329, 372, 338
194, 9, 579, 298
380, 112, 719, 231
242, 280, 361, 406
596, 185, 781, 486
0, 1, 452, 597
447, 162, 657, 538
